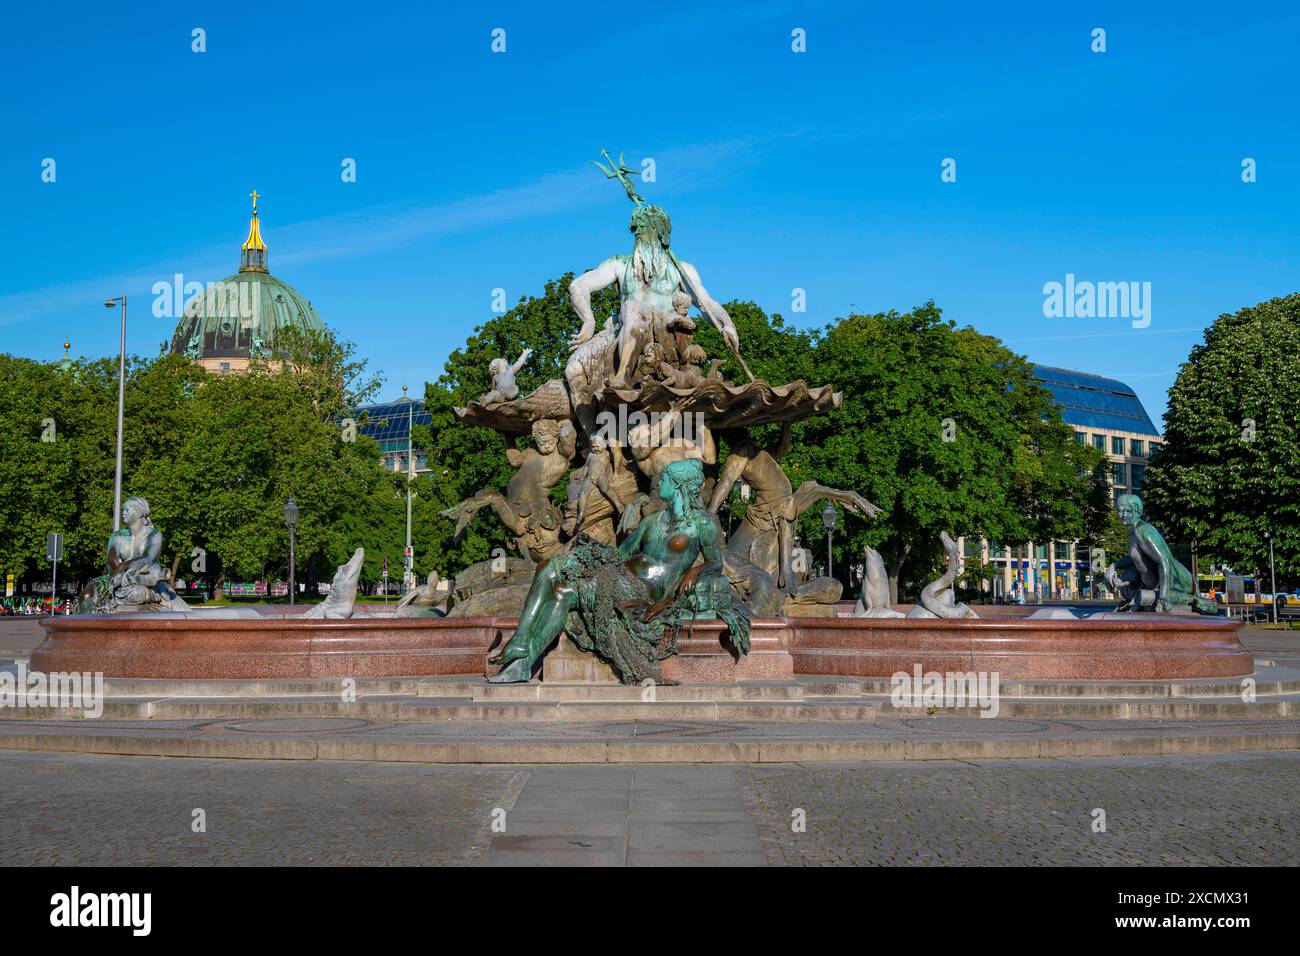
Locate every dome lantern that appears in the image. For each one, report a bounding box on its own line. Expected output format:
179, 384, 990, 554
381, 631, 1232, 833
240, 189, 268, 273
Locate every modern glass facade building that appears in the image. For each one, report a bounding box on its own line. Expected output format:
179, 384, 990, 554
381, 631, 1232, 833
959, 365, 1164, 600
355, 399, 433, 474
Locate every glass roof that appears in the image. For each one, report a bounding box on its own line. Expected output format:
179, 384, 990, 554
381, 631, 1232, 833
352, 399, 432, 445
1031, 365, 1160, 436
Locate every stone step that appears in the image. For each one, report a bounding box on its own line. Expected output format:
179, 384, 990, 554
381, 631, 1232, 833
801, 675, 1300, 699
469, 681, 804, 702
84, 672, 1300, 701
0, 727, 1296, 763
11, 694, 1297, 722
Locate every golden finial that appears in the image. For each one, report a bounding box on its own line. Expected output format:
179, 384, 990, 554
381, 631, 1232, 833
241, 189, 268, 271
63, 337, 70, 358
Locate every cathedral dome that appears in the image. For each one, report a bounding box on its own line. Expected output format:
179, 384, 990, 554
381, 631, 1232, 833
169, 192, 327, 373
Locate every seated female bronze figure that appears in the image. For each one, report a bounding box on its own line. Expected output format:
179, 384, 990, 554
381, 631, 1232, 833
488, 457, 749, 684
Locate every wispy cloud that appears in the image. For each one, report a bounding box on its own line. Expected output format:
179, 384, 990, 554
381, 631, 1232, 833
0, 139, 759, 330
1009, 326, 1206, 343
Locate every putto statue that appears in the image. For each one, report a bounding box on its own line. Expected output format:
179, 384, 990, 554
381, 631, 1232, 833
480, 348, 534, 405
81, 496, 190, 613
1106, 494, 1215, 613
443, 149, 883, 680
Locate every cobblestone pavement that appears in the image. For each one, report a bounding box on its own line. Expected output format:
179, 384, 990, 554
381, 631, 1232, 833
739, 751, 1300, 866
1, 750, 1296, 865
0, 752, 526, 865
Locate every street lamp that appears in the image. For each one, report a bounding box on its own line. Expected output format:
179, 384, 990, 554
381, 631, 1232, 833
1266, 529, 1277, 624
104, 296, 127, 530
822, 503, 838, 579
283, 498, 299, 605
403, 384, 414, 594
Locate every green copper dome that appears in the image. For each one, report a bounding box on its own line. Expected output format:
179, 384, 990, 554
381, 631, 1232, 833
169, 194, 327, 368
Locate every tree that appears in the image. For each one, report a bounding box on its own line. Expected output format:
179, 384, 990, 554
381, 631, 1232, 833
797, 304, 1108, 599
1143, 293, 1300, 583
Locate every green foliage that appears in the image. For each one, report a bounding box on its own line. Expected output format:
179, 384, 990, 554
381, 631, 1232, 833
794, 304, 1108, 595
1143, 293, 1300, 581
0, 333, 413, 595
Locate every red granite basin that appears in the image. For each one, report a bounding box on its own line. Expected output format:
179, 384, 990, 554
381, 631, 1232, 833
31, 611, 1250, 681
790, 614, 1252, 680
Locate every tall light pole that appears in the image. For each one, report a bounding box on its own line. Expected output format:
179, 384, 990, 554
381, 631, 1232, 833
403, 384, 414, 594
822, 503, 838, 579
284, 499, 299, 605
1266, 529, 1277, 624
104, 296, 127, 529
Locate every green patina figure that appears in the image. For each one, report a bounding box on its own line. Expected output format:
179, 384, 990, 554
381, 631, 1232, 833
81, 496, 189, 613
487, 457, 750, 684
1105, 493, 1216, 614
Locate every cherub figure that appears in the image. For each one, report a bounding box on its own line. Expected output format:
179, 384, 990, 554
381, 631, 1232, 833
658, 343, 710, 389
564, 434, 624, 536
480, 348, 534, 405
667, 290, 696, 335
634, 342, 667, 385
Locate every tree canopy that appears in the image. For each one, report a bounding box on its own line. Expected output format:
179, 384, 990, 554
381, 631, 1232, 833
0, 332, 431, 597
1143, 293, 1300, 583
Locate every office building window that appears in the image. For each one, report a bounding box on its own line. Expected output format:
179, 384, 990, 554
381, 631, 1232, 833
1092, 434, 1105, 451
1112, 462, 1126, 486
1131, 464, 1145, 489
1111, 436, 1124, 455
1130, 439, 1145, 457
1074, 431, 1086, 444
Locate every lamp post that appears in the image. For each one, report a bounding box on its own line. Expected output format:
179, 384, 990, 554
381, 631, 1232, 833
1266, 529, 1277, 624
822, 503, 838, 579
103, 296, 127, 530
403, 384, 414, 594
283, 499, 299, 605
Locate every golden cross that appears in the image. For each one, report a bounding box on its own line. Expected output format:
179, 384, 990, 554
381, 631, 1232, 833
249, 189, 261, 214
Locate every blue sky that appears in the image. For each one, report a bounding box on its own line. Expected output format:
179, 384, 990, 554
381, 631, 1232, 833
2, 0, 1297, 426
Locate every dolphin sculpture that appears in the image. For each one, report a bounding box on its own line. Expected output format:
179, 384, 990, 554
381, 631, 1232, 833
305, 548, 365, 619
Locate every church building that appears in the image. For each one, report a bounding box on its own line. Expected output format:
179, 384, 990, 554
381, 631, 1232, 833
168, 193, 328, 373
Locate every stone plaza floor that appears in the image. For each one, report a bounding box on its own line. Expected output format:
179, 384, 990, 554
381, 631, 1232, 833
1, 749, 1296, 866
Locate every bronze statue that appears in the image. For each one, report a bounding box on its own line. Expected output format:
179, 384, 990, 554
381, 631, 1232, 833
441, 418, 577, 563
1105, 494, 1214, 613
708, 421, 881, 592
81, 497, 189, 613
480, 348, 534, 405
487, 458, 749, 684
439, 149, 884, 660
